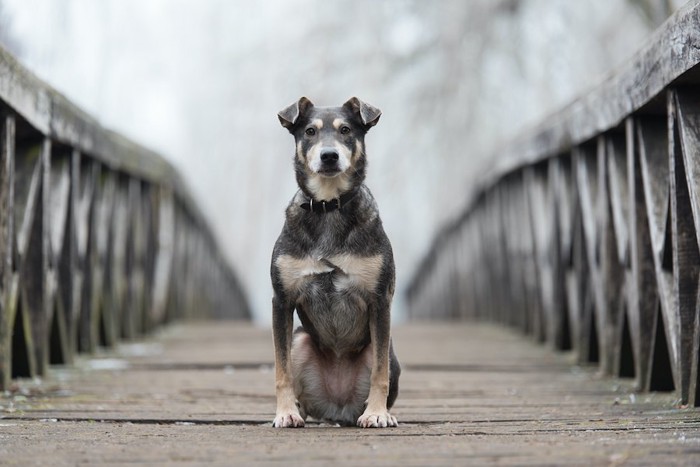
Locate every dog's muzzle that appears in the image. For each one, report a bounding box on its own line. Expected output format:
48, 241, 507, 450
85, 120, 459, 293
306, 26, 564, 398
319, 149, 340, 173
309, 144, 350, 176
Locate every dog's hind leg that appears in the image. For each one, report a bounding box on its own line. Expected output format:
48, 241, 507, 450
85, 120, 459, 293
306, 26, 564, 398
292, 330, 373, 426
387, 340, 401, 410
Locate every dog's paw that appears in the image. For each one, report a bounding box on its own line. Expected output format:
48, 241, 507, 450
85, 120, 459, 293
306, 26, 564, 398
357, 410, 398, 428
272, 411, 305, 428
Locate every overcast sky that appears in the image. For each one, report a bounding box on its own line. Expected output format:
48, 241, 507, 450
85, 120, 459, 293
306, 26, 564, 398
0, 0, 684, 322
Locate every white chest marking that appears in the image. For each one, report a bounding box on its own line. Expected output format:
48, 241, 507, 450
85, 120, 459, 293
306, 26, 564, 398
276, 254, 384, 293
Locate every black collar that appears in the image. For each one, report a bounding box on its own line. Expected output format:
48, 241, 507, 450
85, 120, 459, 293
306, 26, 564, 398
300, 190, 357, 213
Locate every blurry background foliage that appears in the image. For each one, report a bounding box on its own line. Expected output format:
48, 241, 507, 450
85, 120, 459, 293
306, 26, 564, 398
0, 0, 686, 322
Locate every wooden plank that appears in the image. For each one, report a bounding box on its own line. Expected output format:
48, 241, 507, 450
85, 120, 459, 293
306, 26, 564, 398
44, 143, 71, 367
500, 181, 527, 331
0, 115, 14, 389
607, 133, 630, 264
124, 178, 143, 339
67, 150, 83, 359
519, 175, 543, 340
2, 322, 698, 465
575, 142, 606, 366
601, 133, 626, 378
605, 133, 632, 378
555, 157, 582, 355
548, 158, 571, 350
527, 165, 557, 345
669, 89, 700, 405
151, 188, 175, 330
636, 116, 678, 394
627, 117, 656, 391
141, 184, 157, 333
108, 177, 129, 341
9, 135, 46, 380
673, 89, 700, 407
90, 166, 116, 349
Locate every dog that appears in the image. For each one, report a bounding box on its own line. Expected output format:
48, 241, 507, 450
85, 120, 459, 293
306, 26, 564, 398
270, 96, 400, 428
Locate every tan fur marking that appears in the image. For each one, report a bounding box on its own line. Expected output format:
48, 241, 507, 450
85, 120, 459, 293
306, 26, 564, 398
330, 254, 384, 291
353, 141, 364, 162
358, 310, 394, 427
276, 255, 334, 292
332, 118, 346, 130
275, 359, 297, 409
272, 306, 304, 427
307, 172, 352, 200
296, 140, 304, 162
276, 254, 384, 293
311, 118, 323, 129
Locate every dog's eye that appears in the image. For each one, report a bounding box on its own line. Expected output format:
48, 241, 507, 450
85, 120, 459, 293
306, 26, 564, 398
340, 126, 351, 135
305, 127, 316, 136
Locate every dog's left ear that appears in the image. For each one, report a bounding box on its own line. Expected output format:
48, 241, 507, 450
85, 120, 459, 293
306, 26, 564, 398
343, 97, 381, 130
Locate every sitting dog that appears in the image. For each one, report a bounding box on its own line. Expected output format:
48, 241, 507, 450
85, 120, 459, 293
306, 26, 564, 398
271, 97, 400, 428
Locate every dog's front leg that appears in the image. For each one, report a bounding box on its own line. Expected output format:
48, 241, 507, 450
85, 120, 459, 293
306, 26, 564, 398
271, 295, 304, 428
357, 296, 397, 428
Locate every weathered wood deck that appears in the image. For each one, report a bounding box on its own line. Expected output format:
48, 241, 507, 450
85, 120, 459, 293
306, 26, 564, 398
1, 322, 698, 465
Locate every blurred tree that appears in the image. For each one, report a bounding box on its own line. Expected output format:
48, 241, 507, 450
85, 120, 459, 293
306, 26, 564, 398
0, 1, 22, 55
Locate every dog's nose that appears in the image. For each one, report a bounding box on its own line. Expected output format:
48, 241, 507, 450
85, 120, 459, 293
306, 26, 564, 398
320, 149, 339, 164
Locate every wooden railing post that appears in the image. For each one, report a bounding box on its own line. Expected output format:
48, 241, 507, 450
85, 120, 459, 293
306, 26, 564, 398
0, 115, 15, 389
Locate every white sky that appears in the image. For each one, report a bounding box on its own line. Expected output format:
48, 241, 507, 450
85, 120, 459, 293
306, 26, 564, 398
0, 0, 680, 322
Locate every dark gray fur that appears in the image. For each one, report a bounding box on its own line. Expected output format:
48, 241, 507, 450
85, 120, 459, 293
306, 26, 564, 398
271, 97, 400, 426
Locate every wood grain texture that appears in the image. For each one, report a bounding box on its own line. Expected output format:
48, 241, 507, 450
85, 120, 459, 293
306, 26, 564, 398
407, 1, 700, 408
2, 322, 699, 465
0, 46, 251, 389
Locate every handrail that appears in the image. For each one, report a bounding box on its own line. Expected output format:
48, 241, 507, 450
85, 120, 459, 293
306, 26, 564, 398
0, 45, 250, 389
406, 0, 700, 406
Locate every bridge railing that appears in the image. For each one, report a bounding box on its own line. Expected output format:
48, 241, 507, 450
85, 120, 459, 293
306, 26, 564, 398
0, 45, 249, 390
406, 0, 700, 406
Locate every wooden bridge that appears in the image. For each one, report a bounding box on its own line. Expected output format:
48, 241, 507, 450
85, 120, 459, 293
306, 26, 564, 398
2, 321, 697, 465
0, 44, 249, 389
3, 1, 700, 465
407, 0, 700, 409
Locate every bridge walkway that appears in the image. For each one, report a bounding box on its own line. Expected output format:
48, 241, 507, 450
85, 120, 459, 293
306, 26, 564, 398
2, 321, 698, 465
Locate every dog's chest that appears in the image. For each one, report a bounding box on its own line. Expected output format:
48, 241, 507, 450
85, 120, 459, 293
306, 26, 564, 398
275, 253, 383, 295
277, 252, 382, 352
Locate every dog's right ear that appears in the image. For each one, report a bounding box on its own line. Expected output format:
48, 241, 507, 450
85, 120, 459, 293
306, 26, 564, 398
278, 97, 314, 132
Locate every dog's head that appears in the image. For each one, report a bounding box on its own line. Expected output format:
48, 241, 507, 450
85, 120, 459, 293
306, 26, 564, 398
278, 97, 380, 201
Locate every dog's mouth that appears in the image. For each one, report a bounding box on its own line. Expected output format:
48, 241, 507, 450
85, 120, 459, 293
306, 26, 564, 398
317, 167, 343, 177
